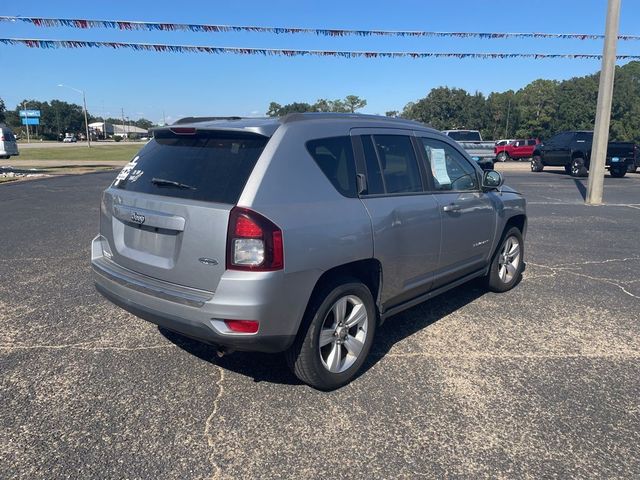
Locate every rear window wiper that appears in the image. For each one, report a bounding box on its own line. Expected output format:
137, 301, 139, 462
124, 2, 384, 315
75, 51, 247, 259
151, 177, 197, 190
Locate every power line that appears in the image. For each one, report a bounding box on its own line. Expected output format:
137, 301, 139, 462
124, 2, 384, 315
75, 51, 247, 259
3, 38, 640, 60
1, 15, 639, 41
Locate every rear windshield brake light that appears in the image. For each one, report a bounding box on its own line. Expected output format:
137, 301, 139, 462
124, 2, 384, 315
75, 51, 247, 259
169, 127, 197, 135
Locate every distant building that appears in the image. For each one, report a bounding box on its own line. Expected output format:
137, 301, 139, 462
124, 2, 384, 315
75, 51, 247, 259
88, 122, 149, 139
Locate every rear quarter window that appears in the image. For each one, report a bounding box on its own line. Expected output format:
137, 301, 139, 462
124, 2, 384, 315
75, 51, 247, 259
112, 130, 268, 205
306, 136, 357, 198
2, 130, 16, 141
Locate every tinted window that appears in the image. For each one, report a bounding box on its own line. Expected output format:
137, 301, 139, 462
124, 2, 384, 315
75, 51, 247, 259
446, 131, 482, 142
306, 136, 357, 197
420, 138, 479, 191
2, 130, 16, 142
575, 132, 593, 142
527, 139, 537, 146
361, 136, 385, 195
371, 135, 422, 194
548, 132, 573, 145
113, 130, 268, 204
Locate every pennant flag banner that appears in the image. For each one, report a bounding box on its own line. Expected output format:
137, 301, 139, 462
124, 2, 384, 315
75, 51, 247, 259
1, 16, 639, 41
3, 38, 640, 60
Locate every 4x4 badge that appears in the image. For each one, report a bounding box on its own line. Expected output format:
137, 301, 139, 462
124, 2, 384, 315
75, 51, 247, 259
198, 257, 219, 266
130, 212, 146, 224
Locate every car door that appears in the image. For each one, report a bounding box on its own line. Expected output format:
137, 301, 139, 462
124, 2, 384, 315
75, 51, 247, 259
512, 140, 527, 158
417, 136, 496, 288
543, 133, 573, 165
351, 128, 442, 308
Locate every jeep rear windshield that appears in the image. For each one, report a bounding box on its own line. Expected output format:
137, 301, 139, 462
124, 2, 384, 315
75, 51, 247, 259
447, 131, 481, 142
112, 129, 268, 204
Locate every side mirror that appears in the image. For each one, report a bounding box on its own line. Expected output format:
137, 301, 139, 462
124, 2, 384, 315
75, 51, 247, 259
482, 170, 504, 190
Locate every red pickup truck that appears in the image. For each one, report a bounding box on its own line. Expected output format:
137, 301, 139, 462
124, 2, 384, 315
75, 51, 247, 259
495, 138, 540, 162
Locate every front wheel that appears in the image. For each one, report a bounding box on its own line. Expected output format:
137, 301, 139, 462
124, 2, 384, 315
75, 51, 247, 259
610, 167, 626, 178
486, 227, 524, 293
531, 156, 544, 172
287, 278, 376, 390
497, 152, 509, 162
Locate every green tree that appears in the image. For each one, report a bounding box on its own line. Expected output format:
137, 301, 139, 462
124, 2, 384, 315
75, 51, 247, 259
343, 95, 367, 113
0, 97, 5, 123
312, 98, 349, 112
402, 87, 483, 131
513, 79, 559, 139
485, 91, 518, 140
266, 101, 314, 117
133, 118, 154, 130
266, 95, 367, 117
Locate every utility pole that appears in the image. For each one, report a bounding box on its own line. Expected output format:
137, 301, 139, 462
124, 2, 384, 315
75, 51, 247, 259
586, 0, 621, 205
505, 98, 511, 140
57, 84, 91, 147
81, 90, 91, 147
22, 100, 30, 144
121, 107, 126, 141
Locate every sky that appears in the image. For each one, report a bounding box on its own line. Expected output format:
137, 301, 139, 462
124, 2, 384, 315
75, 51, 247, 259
1, 0, 639, 124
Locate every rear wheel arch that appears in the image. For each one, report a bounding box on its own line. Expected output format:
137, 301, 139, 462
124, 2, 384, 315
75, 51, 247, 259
301, 259, 382, 331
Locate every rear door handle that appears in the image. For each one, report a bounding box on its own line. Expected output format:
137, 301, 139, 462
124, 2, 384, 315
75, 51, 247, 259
442, 203, 462, 213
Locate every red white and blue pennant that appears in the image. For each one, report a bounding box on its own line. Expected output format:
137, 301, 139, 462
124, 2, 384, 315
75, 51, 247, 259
2, 38, 639, 60
1, 15, 639, 41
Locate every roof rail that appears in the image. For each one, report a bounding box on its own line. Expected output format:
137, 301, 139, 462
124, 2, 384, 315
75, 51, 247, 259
280, 112, 427, 128
172, 116, 244, 125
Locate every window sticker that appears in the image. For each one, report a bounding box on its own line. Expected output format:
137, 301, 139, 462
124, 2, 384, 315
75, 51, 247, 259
430, 148, 451, 185
114, 156, 139, 184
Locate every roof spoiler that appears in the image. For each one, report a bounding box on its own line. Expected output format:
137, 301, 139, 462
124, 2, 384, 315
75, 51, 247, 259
172, 116, 244, 125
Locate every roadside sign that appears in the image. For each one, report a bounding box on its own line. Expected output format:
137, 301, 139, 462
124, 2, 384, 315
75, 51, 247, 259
22, 118, 40, 125
19, 109, 41, 118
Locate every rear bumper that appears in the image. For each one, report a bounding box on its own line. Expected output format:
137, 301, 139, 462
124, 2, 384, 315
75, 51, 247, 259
606, 157, 634, 168
91, 235, 313, 353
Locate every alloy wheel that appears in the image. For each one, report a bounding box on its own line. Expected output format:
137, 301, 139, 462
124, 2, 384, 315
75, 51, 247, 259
318, 295, 369, 373
498, 236, 521, 283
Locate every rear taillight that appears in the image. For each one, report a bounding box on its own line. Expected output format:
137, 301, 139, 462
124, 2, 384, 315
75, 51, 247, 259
224, 320, 259, 333
226, 207, 284, 271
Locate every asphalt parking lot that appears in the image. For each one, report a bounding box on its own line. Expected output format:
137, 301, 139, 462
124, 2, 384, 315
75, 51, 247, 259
1, 166, 639, 479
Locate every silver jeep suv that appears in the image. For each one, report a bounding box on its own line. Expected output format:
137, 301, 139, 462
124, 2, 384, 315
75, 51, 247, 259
92, 113, 526, 390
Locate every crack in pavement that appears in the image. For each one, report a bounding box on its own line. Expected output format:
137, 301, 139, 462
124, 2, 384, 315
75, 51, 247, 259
376, 351, 639, 359
526, 258, 640, 300
0, 342, 176, 351
203, 367, 225, 480
527, 201, 640, 210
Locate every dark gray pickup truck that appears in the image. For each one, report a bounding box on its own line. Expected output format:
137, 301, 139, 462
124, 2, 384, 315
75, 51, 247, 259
531, 130, 636, 178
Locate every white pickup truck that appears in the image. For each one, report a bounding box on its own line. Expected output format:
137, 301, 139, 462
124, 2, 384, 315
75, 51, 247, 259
442, 130, 495, 162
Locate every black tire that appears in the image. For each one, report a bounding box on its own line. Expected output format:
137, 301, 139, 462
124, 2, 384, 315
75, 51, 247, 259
286, 278, 377, 391
497, 152, 509, 162
570, 157, 588, 177
564, 164, 572, 174
485, 227, 524, 293
610, 167, 626, 178
531, 155, 544, 172
627, 165, 638, 173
